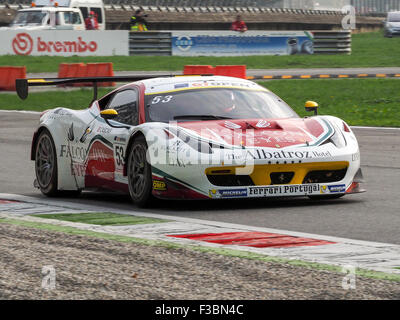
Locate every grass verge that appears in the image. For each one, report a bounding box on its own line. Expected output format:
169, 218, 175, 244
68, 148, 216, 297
2, 78, 400, 127
0, 32, 399, 72
33, 212, 168, 226
1, 217, 399, 282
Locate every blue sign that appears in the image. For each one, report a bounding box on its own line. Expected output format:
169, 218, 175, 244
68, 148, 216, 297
172, 31, 314, 56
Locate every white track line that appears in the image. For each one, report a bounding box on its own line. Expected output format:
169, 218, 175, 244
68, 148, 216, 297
1, 193, 400, 274
0, 193, 396, 247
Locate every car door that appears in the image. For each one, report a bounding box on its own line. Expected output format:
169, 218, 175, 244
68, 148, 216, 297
85, 88, 139, 191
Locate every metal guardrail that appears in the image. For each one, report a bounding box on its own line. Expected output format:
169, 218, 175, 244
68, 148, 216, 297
313, 30, 351, 54
129, 31, 172, 55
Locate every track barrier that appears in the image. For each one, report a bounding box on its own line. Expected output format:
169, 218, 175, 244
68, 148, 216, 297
0, 66, 26, 91
183, 65, 246, 79
57, 62, 115, 87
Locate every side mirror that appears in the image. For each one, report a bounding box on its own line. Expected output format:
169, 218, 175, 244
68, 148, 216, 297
305, 101, 318, 115
100, 109, 118, 120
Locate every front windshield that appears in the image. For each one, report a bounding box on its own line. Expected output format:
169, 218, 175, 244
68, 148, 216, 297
146, 87, 298, 122
388, 12, 400, 22
11, 11, 47, 25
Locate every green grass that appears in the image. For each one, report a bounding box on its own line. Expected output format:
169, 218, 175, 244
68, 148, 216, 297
1, 216, 399, 282
0, 31, 399, 72
33, 212, 168, 226
2, 78, 400, 127
263, 78, 400, 127
0, 88, 112, 111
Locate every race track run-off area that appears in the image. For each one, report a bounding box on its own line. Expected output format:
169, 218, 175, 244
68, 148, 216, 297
0, 110, 399, 299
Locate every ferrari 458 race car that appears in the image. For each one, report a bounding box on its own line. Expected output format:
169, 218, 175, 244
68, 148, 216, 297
16, 75, 365, 207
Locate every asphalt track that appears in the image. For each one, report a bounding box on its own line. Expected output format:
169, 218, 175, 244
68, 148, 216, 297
28, 67, 400, 80
0, 111, 399, 245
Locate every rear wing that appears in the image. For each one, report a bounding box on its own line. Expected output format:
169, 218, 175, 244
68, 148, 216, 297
15, 75, 176, 101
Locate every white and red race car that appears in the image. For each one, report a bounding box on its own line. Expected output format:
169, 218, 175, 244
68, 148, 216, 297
17, 75, 365, 207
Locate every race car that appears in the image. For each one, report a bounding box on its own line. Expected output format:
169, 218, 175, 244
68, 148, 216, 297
16, 75, 365, 207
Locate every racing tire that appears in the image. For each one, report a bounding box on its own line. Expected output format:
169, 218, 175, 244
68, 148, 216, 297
35, 129, 59, 196
127, 136, 153, 207
308, 194, 344, 200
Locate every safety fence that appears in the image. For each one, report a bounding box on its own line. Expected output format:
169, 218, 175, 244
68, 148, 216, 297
313, 30, 351, 54
129, 31, 172, 55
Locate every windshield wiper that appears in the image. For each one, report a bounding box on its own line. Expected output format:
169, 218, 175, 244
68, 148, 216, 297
173, 115, 234, 121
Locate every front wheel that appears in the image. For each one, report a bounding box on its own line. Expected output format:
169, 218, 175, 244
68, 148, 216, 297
127, 136, 153, 207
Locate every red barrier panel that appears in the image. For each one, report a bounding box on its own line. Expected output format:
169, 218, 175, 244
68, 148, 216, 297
57, 62, 114, 87
57, 63, 86, 87
0, 66, 26, 91
85, 63, 115, 87
214, 65, 247, 79
183, 65, 215, 75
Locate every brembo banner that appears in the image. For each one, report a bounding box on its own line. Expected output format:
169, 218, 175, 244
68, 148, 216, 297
1, 30, 129, 56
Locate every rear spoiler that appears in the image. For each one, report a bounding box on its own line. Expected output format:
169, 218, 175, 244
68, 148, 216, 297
15, 74, 177, 101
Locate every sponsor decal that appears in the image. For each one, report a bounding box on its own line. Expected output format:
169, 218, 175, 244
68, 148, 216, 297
37, 37, 97, 53
352, 152, 360, 162
191, 81, 259, 89
97, 126, 112, 134
243, 149, 332, 161
175, 36, 193, 52
249, 184, 320, 196
328, 184, 346, 193
209, 188, 247, 198
174, 83, 189, 89
67, 123, 74, 142
47, 108, 72, 120
320, 185, 329, 194
60, 145, 87, 161
71, 162, 87, 177
80, 125, 94, 143
320, 184, 346, 194
153, 180, 167, 191
12, 33, 33, 55
12, 33, 98, 55
114, 136, 127, 143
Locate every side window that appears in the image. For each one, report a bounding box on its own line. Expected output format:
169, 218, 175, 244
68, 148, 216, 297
63, 12, 72, 24
79, 7, 88, 19
90, 7, 102, 23
106, 89, 138, 126
72, 12, 82, 24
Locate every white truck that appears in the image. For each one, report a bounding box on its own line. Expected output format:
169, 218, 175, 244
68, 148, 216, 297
5, 0, 105, 30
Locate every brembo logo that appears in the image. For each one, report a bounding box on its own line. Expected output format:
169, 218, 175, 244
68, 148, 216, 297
12, 33, 33, 55
12, 33, 97, 55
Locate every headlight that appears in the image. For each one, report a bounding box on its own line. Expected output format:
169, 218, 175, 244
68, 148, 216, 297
321, 122, 347, 149
329, 128, 346, 148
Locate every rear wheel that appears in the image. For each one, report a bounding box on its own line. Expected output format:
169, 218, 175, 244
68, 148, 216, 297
35, 130, 58, 196
127, 136, 153, 207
